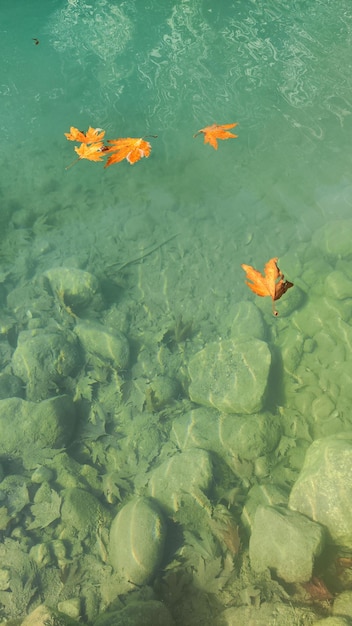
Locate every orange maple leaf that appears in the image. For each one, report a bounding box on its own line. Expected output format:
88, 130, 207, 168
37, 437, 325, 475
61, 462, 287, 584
104, 137, 153, 167
64, 126, 105, 144
73, 141, 105, 162
194, 123, 238, 150
241, 257, 293, 316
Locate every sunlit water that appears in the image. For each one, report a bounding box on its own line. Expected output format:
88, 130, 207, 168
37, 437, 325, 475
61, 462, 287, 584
1, 0, 352, 623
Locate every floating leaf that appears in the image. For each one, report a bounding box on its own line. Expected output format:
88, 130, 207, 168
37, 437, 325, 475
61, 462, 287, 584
194, 122, 238, 149
241, 257, 293, 316
74, 141, 105, 162
104, 136, 154, 166
64, 126, 105, 144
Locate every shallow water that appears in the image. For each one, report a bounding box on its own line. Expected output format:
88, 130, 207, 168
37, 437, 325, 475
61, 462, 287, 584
1, 0, 352, 624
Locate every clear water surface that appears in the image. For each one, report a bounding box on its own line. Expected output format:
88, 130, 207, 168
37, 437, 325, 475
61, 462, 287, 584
1, 1, 352, 624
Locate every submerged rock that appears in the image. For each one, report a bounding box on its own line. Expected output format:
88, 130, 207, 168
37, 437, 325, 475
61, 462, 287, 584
289, 435, 352, 548
109, 497, 166, 586
172, 408, 281, 463
93, 600, 174, 626
22, 603, 80, 625
188, 339, 271, 414
74, 321, 129, 370
12, 329, 81, 401
312, 220, 352, 259
0, 395, 76, 460
147, 449, 213, 516
249, 505, 325, 583
44, 266, 103, 313
61, 487, 112, 547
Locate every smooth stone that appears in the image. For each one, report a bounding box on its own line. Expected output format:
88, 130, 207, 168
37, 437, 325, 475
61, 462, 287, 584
230, 301, 266, 341
22, 604, 80, 625
0, 395, 76, 459
333, 591, 352, 620
312, 220, 352, 259
148, 449, 213, 515
12, 329, 81, 401
188, 339, 271, 414
44, 266, 103, 311
93, 600, 174, 626
312, 617, 351, 626
61, 487, 112, 546
325, 270, 352, 300
220, 412, 281, 461
0, 373, 24, 399
74, 321, 129, 370
249, 505, 325, 583
242, 483, 289, 529
109, 497, 166, 586
216, 603, 315, 625
289, 435, 352, 547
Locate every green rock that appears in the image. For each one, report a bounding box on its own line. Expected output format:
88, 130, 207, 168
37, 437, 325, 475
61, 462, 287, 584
249, 505, 325, 583
74, 321, 129, 370
148, 449, 213, 516
94, 600, 174, 626
312, 616, 351, 626
12, 329, 81, 401
61, 487, 112, 546
289, 435, 352, 548
0, 373, 24, 400
44, 266, 103, 312
109, 498, 166, 585
325, 270, 352, 300
0, 395, 76, 460
188, 339, 271, 414
220, 411, 281, 460
231, 301, 266, 341
332, 590, 352, 620
313, 219, 352, 259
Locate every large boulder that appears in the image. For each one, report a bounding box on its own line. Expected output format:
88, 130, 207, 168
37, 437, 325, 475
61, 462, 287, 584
74, 321, 129, 370
249, 505, 325, 583
0, 395, 76, 460
289, 435, 352, 548
188, 339, 271, 414
12, 329, 81, 401
147, 449, 213, 516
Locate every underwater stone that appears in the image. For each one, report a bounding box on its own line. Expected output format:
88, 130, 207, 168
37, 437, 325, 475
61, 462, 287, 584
217, 603, 316, 625
230, 301, 266, 341
242, 483, 289, 529
93, 600, 174, 626
220, 411, 281, 461
325, 270, 352, 300
188, 339, 271, 414
74, 321, 129, 370
44, 266, 103, 311
249, 505, 325, 583
289, 435, 352, 548
0, 395, 76, 459
12, 329, 81, 401
109, 497, 166, 586
172, 409, 280, 463
22, 604, 81, 626
61, 487, 112, 546
312, 220, 352, 259
0, 373, 24, 399
333, 591, 352, 621
147, 449, 213, 515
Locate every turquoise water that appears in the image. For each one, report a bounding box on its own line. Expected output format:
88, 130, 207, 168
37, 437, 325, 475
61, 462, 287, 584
1, 1, 352, 624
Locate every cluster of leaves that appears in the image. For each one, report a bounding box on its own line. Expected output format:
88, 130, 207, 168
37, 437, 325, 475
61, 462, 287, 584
64, 122, 239, 169
64, 126, 155, 169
